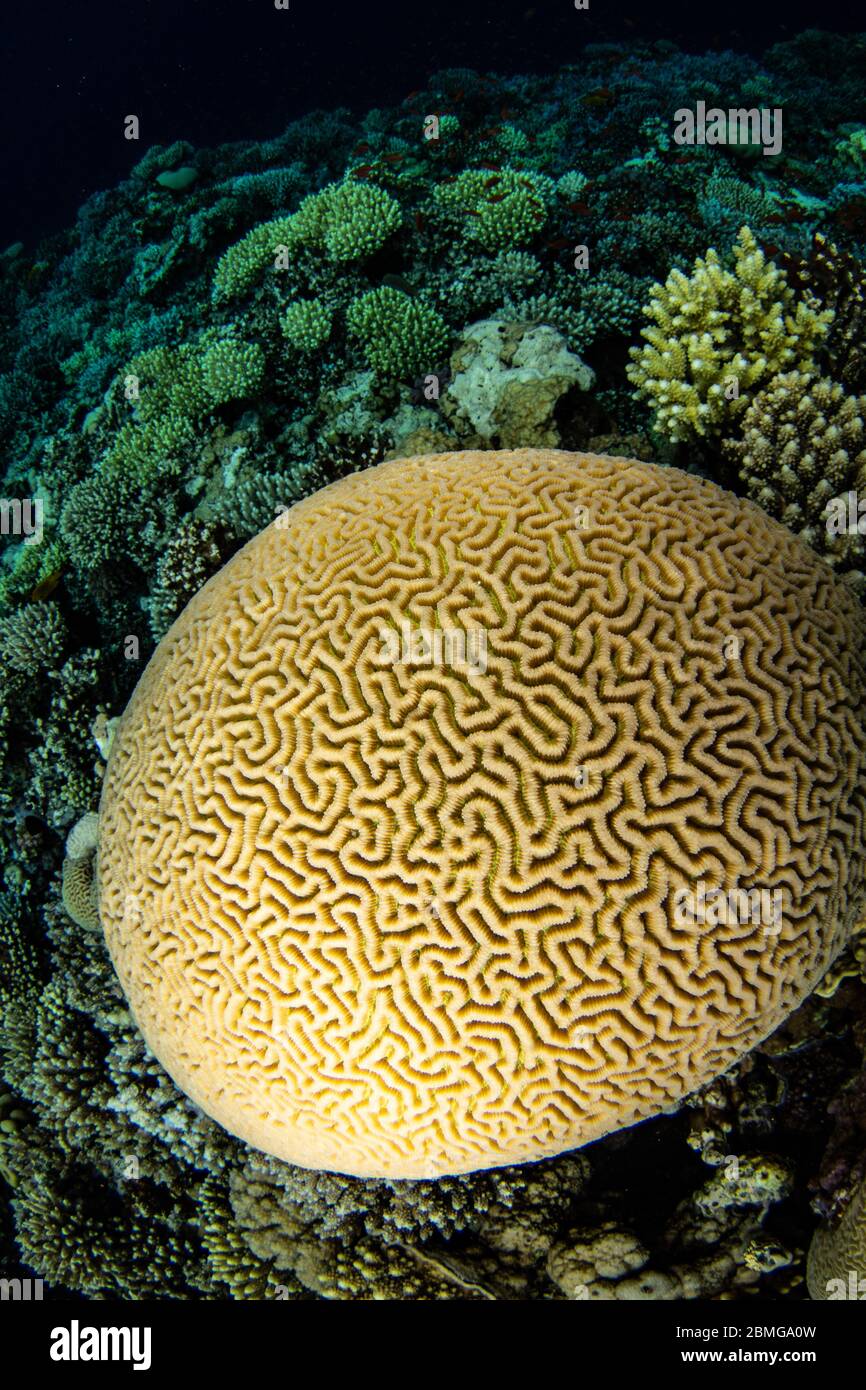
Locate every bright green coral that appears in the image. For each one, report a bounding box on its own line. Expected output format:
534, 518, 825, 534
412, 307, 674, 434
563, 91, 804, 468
291, 179, 402, 262
103, 334, 265, 483
346, 287, 449, 380
433, 167, 548, 251
212, 217, 298, 302
627, 227, 833, 442
200, 338, 265, 404
212, 180, 401, 302
280, 297, 333, 352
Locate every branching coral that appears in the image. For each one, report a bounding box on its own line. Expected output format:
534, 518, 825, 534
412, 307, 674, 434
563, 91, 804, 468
346, 286, 449, 380
212, 179, 401, 303
627, 227, 833, 442
28, 648, 102, 829
225, 1149, 589, 1299
212, 216, 298, 302
200, 339, 266, 405
219, 460, 325, 541
780, 235, 866, 391
59, 472, 155, 574
280, 297, 333, 352
723, 369, 866, 587
9, 1138, 217, 1298
0, 602, 66, 675
103, 334, 265, 484
510, 268, 651, 350
433, 167, 549, 251
290, 179, 402, 262
147, 517, 224, 641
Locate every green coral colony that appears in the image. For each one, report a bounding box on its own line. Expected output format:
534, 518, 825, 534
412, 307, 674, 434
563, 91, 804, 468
2, 36, 866, 1299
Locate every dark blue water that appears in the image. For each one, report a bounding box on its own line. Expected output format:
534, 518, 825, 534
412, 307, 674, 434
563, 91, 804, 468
3, 0, 864, 248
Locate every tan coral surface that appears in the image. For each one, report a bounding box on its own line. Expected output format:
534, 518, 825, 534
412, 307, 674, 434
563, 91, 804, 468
808, 1175, 866, 1299
97, 450, 866, 1177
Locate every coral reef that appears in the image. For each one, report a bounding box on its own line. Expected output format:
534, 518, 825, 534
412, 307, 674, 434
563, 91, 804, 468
98, 449, 866, 1182
2, 36, 866, 1300
723, 370, 866, 590
627, 227, 832, 442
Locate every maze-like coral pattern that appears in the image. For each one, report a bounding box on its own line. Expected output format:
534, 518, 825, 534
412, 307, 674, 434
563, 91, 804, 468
98, 449, 866, 1178
808, 1175, 866, 1298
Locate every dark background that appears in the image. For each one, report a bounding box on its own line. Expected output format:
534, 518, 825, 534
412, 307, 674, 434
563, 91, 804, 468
2, 0, 865, 249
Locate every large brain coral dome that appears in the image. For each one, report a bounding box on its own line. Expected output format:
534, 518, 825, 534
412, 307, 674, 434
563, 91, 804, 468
97, 449, 866, 1179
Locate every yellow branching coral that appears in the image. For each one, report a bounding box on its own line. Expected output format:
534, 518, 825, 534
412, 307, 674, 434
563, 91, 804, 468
627, 227, 833, 442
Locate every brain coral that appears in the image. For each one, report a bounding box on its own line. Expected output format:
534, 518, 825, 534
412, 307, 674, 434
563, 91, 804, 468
97, 449, 866, 1179
807, 1173, 866, 1299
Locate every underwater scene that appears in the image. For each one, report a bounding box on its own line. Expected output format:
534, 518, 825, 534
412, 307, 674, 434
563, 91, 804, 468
2, 0, 866, 1341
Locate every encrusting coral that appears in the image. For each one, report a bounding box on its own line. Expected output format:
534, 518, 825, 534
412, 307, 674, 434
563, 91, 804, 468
442, 319, 595, 447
